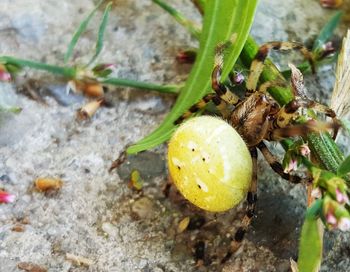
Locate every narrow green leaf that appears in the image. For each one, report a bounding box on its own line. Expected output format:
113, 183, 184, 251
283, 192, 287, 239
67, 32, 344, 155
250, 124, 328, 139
298, 200, 324, 272
240, 36, 294, 105
307, 132, 344, 174
0, 56, 76, 78
337, 155, 350, 177
312, 11, 343, 52
64, 0, 104, 64
127, 0, 258, 154
87, 2, 113, 66
153, 0, 201, 39
101, 77, 181, 94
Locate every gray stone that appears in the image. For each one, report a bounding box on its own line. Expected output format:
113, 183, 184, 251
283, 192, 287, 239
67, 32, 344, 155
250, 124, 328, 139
0, 0, 349, 271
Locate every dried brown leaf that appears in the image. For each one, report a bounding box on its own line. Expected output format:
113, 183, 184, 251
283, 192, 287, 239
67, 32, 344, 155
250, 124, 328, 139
331, 29, 350, 118
17, 262, 47, 272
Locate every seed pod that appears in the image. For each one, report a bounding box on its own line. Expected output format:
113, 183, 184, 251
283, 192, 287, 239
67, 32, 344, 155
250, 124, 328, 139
35, 177, 63, 192
320, 0, 343, 8
77, 98, 104, 120
68, 80, 104, 97
168, 116, 252, 212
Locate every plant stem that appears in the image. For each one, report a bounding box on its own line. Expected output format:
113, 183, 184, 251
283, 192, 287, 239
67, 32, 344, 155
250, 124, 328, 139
0, 56, 180, 94
240, 36, 344, 172
0, 56, 76, 78
101, 78, 181, 94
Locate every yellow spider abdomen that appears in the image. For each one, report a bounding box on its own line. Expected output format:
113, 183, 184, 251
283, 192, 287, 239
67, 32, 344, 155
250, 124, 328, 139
168, 116, 253, 212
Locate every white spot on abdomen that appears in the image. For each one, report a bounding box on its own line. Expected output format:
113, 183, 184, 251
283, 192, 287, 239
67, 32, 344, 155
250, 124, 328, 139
196, 178, 208, 192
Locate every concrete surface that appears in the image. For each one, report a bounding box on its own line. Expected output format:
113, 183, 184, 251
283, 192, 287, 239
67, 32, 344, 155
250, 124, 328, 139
0, 0, 349, 271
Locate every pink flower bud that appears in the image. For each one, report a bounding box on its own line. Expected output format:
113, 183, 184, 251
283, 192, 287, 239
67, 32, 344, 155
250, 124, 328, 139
0, 70, 11, 81
326, 213, 337, 226
176, 50, 196, 64
284, 159, 298, 174
232, 72, 245, 85
335, 188, 350, 204
0, 191, 15, 203
320, 0, 343, 8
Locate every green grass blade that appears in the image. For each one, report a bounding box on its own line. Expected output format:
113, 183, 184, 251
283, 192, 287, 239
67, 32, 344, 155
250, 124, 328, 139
64, 0, 104, 64
127, 0, 258, 154
0, 56, 76, 78
87, 2, 113, 66
312, 11, 343, 52
101, 77, 181, 94
153, 0, 201, 39
298, 200, 324, 272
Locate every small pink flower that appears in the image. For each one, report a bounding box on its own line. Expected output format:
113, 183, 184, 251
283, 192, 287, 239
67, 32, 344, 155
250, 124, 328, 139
0, 191, 15, 203
176, 50, 196, 64
326, 213, 337, 226
320, 0, 343, 8
232, 72, 245, 85
284, 159, 298, 173
335, 188, 350, 204
0, 70, 11, 81
338, 218, 350, 231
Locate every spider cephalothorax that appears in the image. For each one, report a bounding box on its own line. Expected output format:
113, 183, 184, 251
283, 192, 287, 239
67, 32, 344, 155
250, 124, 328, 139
168, 41, 338, 264
229, 92, 279, 147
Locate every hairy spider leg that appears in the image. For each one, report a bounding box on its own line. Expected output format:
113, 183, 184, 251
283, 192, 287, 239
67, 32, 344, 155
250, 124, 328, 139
289, 63, 339, 138
221, 142, 303, 263
221, 147, 258, 264
257, 141, 302, 184
271, 64, 338, 138
256, 79, 288, 94
174, 44, 241, 125
174, 93, 228, 125
246, 41, 315, 93
268, 120, 340, 141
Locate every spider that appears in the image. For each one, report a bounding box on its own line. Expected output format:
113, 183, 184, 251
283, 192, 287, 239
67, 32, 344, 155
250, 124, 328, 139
167, 41, 339, 265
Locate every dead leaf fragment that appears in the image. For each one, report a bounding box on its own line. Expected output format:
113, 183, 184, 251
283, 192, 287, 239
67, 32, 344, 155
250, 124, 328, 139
35, 177, 63, 192
17, 262, 47, 272
177, 216, 190, 233
66, 253, 94, 267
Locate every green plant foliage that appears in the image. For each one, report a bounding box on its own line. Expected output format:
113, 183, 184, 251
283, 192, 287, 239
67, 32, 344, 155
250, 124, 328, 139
312, 11, 343, 53
153, 0, 201, 39
0, 56, 76, 78
87, 2, 113, 66
127, 0, 258, 154
307, 132, 344, 174
64, 0, 104, 64
298, 200, 324, 272
337, 155, 350, 177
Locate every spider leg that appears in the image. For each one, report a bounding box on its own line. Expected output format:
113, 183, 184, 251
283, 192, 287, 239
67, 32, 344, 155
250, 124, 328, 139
212, 44, 241, 105
255, 79, 288, 94
257, 141, 302, 184
288, 63, 339, 138
175, 43, 242, 125
246, 41, 315, 92
221, 147, 258, 263
268, 64, 339, 140
268, 120, 340, 141
174, 93, 229, 125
